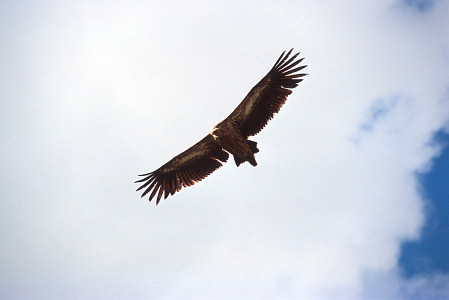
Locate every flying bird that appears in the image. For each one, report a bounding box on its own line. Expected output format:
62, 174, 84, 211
136, 49, 307, 204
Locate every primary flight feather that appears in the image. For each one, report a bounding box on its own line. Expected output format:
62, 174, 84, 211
136, 49, 307, 204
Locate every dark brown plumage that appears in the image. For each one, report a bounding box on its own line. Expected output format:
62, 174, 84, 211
136, 49, 307, 204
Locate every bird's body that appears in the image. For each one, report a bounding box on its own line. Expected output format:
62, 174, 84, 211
136, 49, 307, 204
210, 120, 258, 167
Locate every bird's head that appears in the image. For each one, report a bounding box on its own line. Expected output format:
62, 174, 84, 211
210, 126, 222, 140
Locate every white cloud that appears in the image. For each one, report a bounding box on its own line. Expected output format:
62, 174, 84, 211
362, 270, 449, 299
1, 0, 448, 299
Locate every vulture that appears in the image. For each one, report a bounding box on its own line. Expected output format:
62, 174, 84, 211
136, 49, 307, 204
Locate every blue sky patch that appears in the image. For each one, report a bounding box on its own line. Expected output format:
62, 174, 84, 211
358, 96, 399, 133
400, 129, 449, 277
403, 0, 436, 12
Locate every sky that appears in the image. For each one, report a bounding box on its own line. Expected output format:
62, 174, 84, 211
1, 0, 448, 299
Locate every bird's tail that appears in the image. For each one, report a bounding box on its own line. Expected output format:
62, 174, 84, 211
233, 155, 258, 167
248, 140, 259, 154
234, 155, 245, 167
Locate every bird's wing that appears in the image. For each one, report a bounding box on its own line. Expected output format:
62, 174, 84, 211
227, 49, 307, 137
135, 134, 229, 204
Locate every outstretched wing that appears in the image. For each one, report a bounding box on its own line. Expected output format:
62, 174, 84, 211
227, 49, 307, 137
135, 135, 229, 204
